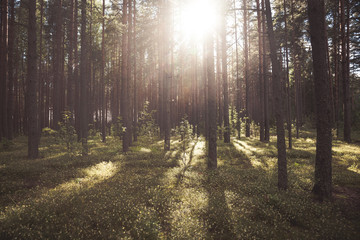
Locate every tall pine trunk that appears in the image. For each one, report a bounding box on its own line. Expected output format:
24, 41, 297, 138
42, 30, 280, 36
221, 2, 230, 143
206, 32, 217, 169
121, 0, 130, 152
80, 0, 88, 155
243, 0, 250, 138
27, 0, 39, 159
265, 0, 287, 190
308, 0, 333, 200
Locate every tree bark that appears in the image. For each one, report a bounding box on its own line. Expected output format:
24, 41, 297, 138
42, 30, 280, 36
27, 0, 39, 159
53, 0, 63, 129
234, 0, 241, 139
307, 0, 333, 200
121, 0, 131, 152
1, 0, 8, 140
283, 0, 292, 149
262, 0, 270, 142
7, 0, 15, 140
341, 0, 351, 142
256, 0, 264, 142
162, 0, 171, 150
101, 0, 106, 142
206, 32, 217, 169
265, 0, 287, 190
243, 0, 250, 138
221, 2, 230, 143
80, 0, 89, 155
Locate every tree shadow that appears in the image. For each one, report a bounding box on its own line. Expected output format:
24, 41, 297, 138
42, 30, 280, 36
203, 171, 236, 239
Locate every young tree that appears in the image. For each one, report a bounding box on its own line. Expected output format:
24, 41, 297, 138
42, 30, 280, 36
307, 0, 333, 200
27, 0, 39, 158
265, 0, 287, 190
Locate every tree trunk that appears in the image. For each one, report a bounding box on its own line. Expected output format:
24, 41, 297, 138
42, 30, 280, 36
133, 0, 138, 142
265, 0, 287, 190
256, 0, 264, 142
101, 0, 106, 142
243, 0, 250, 138
53, 0, 63, 129
1, 0, 8, 141
121, 0, 130, 152
307, 0, 333, 200
341, 0, 351, 142
80, 0, 88, 155
162, 0, 171, 150
206, 32, 217, 169
262, 0, 270, 142
67, 0, 75, 116
234, 0, 241, 139
283, 0, 292, 149
221, 3, 230, 143
27, 0, 39, 159
7, 0, 15, 140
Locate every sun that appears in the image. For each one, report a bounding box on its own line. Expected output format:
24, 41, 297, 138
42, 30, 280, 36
180, 0, 220, 40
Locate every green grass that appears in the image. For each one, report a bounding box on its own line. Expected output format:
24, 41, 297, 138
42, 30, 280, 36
0, 130, 360, 239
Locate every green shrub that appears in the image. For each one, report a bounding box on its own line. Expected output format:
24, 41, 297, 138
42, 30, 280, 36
138, 101, 159, 139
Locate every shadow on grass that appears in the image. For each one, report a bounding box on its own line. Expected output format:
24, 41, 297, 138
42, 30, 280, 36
203, 170, 237, 239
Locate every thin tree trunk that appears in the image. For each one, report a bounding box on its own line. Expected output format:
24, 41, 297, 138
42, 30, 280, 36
101, 0, 106, 142
133, 0, 138, 142
265, 0, 287, 190
221, 3, 230, 143
121, 0, 130, 152
53, 0, 63, 129
283, 0, 292, 149
262, 0, 270, 142
342, 0, 351, 142
127, 0, 133, 146
307, 0, 333, 200
1, 0, 8, 140
207, 32, 217, 169
27, 0, 39, 158
80, 0, 88, 155
234, 0, 241, 139
256, 0, 264, 142
7, 0, 15, 140
67, 0, 75, 116
243, 0, 250, 137
162, 0, 171, 150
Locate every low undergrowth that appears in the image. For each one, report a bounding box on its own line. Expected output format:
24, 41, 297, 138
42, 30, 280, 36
0, 129, 359, 239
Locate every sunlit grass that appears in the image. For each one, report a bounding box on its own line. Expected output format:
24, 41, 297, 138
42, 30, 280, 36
0, 129, 359, 239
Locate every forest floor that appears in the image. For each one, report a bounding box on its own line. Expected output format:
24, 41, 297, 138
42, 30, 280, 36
0, 129, 360, 239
